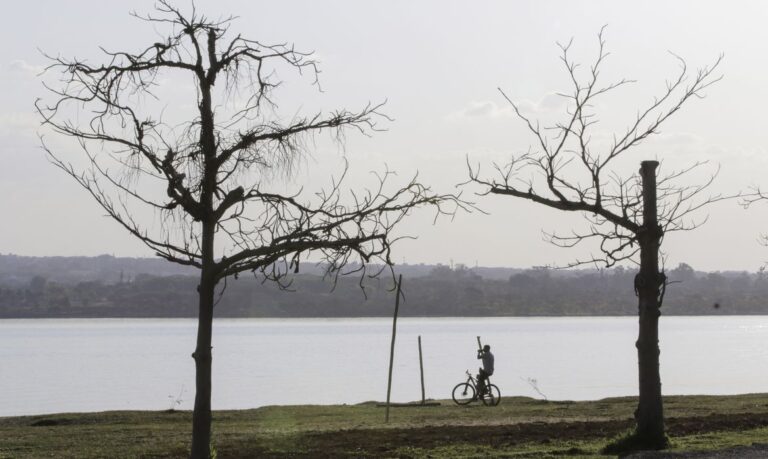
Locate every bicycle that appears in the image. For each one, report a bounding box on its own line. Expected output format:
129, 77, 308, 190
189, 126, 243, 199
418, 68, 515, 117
452, 370, 501, 406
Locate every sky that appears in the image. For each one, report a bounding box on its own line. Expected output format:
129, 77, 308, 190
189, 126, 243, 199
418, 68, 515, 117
1, 0, 768, 271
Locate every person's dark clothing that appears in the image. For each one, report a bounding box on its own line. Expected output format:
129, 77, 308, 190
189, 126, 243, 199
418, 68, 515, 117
478, 349, 494, 375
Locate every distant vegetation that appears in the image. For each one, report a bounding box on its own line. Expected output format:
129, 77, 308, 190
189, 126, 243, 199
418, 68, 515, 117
0, 255, 764, 318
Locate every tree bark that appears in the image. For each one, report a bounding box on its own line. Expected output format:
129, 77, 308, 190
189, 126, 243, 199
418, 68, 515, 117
190, 276, 214, 458
634, 160, 667, 448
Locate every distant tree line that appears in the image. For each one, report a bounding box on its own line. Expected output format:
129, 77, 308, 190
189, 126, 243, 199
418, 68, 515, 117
1, 259, 765, 318
0, 254, 196, 286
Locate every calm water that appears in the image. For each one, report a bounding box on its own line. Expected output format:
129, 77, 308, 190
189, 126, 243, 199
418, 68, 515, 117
1, 316, 767, 416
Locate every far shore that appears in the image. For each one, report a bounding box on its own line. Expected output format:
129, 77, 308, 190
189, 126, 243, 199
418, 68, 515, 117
4, 313, 768, 319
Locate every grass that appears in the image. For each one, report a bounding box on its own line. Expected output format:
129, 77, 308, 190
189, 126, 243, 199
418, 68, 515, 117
2, 394, 768, 457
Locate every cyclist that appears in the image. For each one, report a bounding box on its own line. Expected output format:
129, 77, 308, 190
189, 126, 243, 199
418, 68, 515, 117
476, 344, 494, 397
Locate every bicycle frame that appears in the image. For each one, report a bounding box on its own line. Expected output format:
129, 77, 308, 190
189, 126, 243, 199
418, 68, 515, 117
464, 370, 492, 395
464, 370, 477, 388
453, 369, 501, 406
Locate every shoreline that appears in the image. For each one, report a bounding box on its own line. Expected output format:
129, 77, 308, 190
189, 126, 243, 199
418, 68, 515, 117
3, 313, 768, 320
5, 391, 768, 420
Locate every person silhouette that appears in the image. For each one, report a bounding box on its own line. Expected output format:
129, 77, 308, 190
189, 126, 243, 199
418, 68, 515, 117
476, 344, 494, 396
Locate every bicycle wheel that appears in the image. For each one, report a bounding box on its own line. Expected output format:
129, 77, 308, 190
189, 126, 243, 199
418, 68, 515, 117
452, 382, 476, 405
481, 384, 501, 406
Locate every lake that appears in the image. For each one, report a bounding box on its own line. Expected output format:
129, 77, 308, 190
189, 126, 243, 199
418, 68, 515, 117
1, 316, 767, 416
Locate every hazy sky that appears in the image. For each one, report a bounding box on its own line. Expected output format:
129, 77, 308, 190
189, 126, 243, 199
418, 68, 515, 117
2, 0, 768, 271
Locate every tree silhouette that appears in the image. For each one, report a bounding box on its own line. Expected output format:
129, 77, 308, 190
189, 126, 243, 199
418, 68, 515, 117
468, 28, 723, 451
37, 3, 464, 457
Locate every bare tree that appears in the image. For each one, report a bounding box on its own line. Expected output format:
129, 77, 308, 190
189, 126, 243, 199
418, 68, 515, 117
36, 3, 464, 458
468, 28, 723, 451
741, 193, 768, 252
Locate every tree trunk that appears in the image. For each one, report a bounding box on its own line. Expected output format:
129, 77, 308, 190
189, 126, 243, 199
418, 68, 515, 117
190, 222, 216, 458
190, 76, 218, 459
634, 160, 667, 448
190, 274, 214, 458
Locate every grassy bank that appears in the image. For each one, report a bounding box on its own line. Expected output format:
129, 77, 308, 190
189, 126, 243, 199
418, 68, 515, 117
2, 394, 768, 458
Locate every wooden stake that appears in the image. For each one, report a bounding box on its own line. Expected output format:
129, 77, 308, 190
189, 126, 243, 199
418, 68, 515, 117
385, 274, 403, 423
418, 335, 425, 404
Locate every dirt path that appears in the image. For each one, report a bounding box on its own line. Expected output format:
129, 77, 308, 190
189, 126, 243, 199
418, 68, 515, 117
628, 444, 768, 458
241, 412, 768, 458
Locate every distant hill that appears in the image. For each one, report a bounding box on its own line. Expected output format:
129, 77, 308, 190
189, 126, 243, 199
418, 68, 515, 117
0, 254, 196, 286
0, 255, 765, 318
0, 254, 526, 286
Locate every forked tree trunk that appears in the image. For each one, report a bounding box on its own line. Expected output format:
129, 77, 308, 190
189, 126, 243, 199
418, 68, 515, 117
634, 160, 667, 448
190, 221, 216, 459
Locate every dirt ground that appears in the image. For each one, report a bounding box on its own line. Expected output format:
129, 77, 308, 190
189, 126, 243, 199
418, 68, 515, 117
237, 412, 768, 458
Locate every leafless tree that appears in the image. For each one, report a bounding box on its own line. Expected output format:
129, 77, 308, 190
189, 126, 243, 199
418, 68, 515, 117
36, 3, 465, 457
467, 28, 723, 451
741, 192, 768, 253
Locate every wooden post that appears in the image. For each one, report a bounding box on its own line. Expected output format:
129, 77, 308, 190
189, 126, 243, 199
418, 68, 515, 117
385, 274, 403, 423
418, 335, 425, 404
